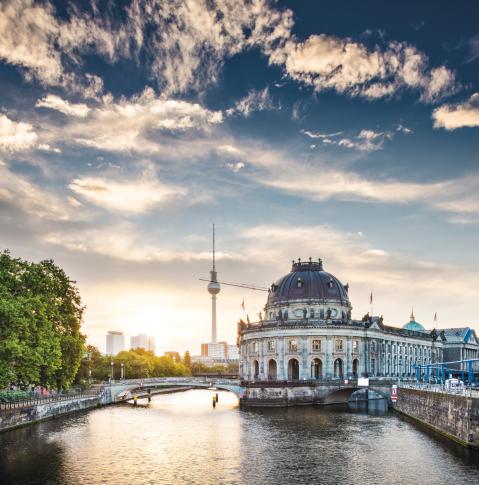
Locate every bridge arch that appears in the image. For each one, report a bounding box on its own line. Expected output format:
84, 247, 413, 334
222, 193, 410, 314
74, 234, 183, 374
323, 387, 389, 405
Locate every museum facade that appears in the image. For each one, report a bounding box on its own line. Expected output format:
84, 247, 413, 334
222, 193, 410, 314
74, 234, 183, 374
237, 258, 445, 384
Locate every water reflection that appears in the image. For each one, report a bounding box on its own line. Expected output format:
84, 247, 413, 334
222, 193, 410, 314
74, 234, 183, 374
0, 389, 478, 484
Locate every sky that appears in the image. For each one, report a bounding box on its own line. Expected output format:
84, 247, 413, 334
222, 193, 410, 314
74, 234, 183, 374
1, 0, 479, 355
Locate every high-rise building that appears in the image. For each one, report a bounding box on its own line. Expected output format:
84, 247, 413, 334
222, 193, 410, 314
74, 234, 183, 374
164, 351, 180, 362
106, 331, 125, 355
130, 334, 156, 353
201, 341, 238, 360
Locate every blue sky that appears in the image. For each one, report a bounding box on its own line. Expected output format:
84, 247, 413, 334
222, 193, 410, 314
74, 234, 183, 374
1, 0, 479, 354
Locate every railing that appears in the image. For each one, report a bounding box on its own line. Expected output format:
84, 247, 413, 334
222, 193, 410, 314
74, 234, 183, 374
399, 382, 479, 398
0, 389, 101, 411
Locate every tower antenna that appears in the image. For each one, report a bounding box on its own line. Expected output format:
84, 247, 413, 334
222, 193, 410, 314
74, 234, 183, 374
213, 223, 215, 271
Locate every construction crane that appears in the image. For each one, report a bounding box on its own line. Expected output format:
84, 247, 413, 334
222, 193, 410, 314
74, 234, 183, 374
199, 277, 269, 292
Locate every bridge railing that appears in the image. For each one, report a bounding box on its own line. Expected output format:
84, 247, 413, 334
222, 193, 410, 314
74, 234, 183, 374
399, 382, 479, 398
0, 389, 101, 412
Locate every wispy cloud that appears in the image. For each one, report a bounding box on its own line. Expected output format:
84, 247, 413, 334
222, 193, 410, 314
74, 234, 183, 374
0, 114, 37, 152
36, 94, 90, 117
69, 172, 187, 214
432, 92, 479, 130
228, 87, 275, 117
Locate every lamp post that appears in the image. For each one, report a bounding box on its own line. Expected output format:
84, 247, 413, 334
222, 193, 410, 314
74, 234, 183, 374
110, 361, 114, 383
121, 362, 125, 380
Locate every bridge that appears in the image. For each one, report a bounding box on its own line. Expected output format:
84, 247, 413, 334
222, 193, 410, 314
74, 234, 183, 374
101, 376, 397, 406
102, 377, 244, 404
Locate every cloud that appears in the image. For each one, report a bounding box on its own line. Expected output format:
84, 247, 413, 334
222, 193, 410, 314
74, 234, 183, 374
69, 172, 187, 214
396, 123, 413, 134
432, 93, 479, 130
338, 129, 390, 152
272, 34, 457, 102
37, 143, 61, 153
36, 94, 90, 117
301, 130, 343, 139
467, 35, 479, 63
0, 0, 126, 95
43, 88, 223, 153
0, 114, 37, 152
0, 162, 70, 220
228, 87, 275, 117
239, 141, 479, 218
225, 161, 245, 173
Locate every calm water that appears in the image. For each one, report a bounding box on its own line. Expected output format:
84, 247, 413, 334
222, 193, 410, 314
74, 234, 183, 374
1, 390, 478, 485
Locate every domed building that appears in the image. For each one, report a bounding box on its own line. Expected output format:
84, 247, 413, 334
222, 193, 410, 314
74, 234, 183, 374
403, 311, 425, 332
237, 258, 444, 406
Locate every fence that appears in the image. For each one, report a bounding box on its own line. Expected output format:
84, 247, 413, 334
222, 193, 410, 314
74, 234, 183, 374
0, 389, 101, 411
399, 382, 479, 399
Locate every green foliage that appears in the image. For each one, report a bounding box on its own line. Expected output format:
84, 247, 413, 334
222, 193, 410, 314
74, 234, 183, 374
79, 347, 191, 381
0, 251, 85, 390
191, 361, 239, 375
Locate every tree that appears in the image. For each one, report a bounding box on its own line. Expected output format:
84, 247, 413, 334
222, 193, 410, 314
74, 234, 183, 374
0, 251, 85, 390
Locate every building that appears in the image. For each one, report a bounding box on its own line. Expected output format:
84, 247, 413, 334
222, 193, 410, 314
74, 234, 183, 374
106, 331, 125, 356
130, 334, 156, 353
439, 327, 479, 370
164, 351, 181, 362
238, 258, 446, 388
201, 341, 239, 360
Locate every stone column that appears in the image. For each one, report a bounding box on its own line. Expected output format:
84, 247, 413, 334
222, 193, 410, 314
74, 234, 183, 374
325, 336, 333, 378
346, 337, 352, 377
259, 339, 265, 380
301, 336, 309, 380
278, 338, 285, 380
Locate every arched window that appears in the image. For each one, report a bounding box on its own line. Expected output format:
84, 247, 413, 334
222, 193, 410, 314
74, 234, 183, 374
311, 359, 322, 379
268, 359, 277, 381
352, 358, 359, 377
253, 360, 259, 380
288, 358, 300, 380
334, 358, 343, 379
296, 277, 303, 288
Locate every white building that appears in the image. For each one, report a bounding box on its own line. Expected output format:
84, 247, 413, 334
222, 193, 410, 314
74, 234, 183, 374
106, 331, 125, 356
130, 334, 156, 353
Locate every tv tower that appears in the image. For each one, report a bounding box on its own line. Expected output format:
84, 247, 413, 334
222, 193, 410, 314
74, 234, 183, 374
207, 224, 220, 343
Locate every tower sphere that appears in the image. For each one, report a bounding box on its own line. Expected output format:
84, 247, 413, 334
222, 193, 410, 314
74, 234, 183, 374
208, 281, 221, 295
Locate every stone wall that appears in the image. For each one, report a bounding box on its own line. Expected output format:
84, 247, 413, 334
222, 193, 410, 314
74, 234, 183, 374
395, 388, 479, 448
0, 396, 100, 432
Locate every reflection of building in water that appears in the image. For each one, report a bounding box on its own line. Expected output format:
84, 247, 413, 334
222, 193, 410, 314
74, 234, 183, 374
238, 258, 478, 391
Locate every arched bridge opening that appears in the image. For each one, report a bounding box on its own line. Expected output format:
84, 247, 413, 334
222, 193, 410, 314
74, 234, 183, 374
323, 387, 389, 405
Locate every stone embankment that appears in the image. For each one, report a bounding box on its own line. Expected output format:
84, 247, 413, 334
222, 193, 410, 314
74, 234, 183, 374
0, 395, 100, 432
0, 385, 193, 432
395, 387, 479, 449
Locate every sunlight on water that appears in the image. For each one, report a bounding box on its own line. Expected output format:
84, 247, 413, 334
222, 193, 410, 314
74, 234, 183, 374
1, 389, 478, 484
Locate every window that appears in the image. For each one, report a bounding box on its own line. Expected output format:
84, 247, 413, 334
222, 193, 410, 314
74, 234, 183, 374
335, 339, 343, 351
353, 340, 359, 352
267, 340, 276, 352
310, 309, 315, 318
289, 339, 298, 352
312, 339, 321, 351
371, 341, 376, 352
296, 277, 303, 288
252, 342, 258, 353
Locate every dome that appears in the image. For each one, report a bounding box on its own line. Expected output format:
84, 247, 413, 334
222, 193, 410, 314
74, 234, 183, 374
267, 258, 349, 306
403, 311, 425, 331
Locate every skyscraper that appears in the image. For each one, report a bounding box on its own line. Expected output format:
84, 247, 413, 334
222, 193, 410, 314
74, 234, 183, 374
130, 334, 156, 353
106, 331, 125, 355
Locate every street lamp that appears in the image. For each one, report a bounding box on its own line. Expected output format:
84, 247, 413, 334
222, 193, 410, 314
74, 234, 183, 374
121, 362, 125, 380
110, 361, 114, 382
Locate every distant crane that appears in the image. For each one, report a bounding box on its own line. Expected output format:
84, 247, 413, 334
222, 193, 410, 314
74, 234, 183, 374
199, 277, 269, 292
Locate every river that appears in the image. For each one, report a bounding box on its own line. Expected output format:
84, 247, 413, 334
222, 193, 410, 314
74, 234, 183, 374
1, 389, 478, 484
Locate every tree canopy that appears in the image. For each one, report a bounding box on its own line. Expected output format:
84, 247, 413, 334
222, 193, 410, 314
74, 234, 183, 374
76, 347, 190, 382
0, 251, 85, 390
